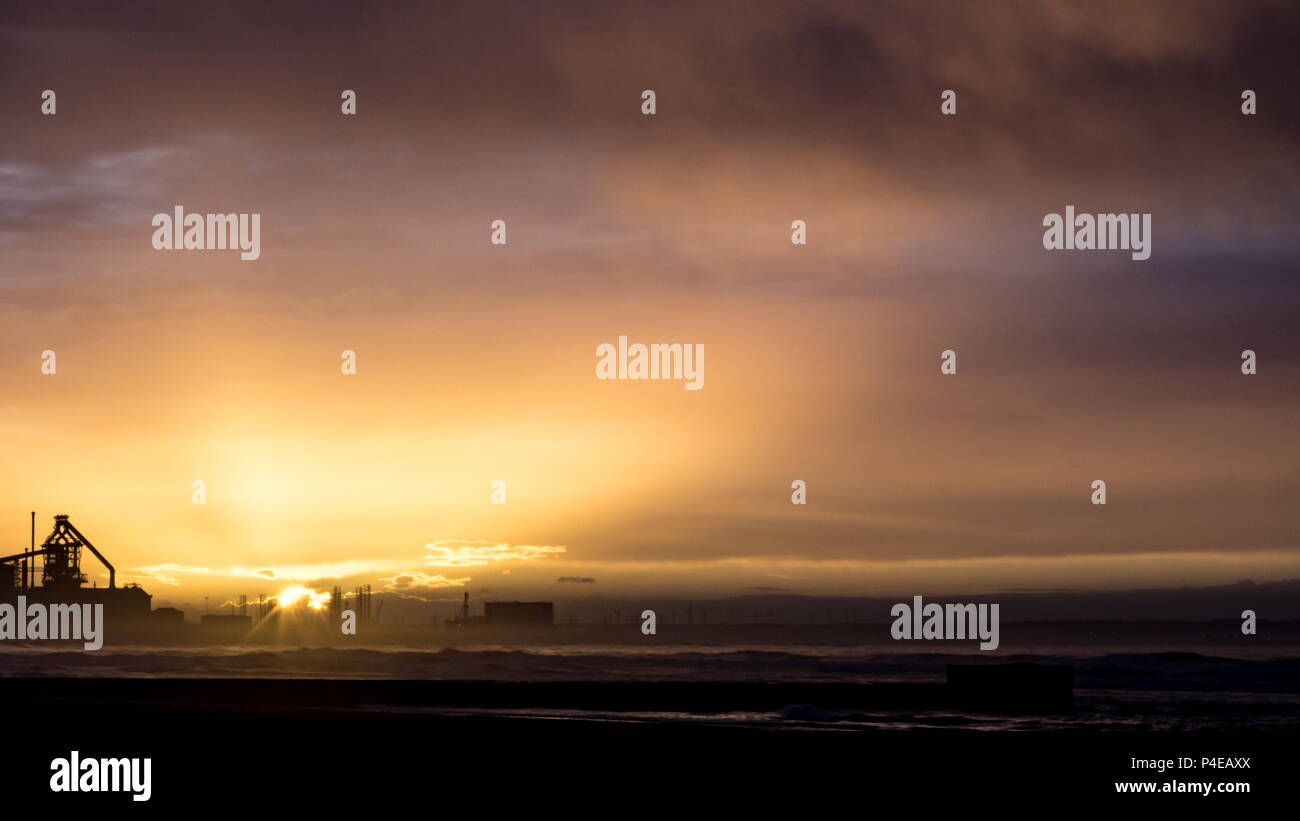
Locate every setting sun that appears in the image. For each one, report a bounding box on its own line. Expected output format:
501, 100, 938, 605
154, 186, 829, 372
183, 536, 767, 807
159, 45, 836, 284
274, 586, 330, 611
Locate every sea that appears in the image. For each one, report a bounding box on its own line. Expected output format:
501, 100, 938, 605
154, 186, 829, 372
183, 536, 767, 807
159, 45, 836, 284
2, 643, 1296, 732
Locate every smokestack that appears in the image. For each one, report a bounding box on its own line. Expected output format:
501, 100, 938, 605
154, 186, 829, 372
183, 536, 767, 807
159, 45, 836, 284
27, 511, 34, 592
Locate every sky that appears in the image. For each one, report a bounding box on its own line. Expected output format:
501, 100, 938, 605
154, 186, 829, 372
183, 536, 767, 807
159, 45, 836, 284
1, 0, 1297, 617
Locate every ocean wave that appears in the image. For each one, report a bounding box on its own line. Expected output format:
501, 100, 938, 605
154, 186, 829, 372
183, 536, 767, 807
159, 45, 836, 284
1, 645, 1297, 693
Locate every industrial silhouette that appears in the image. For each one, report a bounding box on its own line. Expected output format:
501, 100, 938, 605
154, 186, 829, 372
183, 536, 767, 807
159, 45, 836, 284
445, 592, 553, 626
2, 512, 566, 645
1, 513, 151, 619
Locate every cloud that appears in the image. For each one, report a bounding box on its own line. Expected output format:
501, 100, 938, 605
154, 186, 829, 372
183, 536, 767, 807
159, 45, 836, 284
424, 540, 566, 567
557, 576, 596, 584
130, 559, 405, 585
127, 563, 216, 586
125, 541, 565, 591
381, 571, 472, 599
0, 147, 191, 243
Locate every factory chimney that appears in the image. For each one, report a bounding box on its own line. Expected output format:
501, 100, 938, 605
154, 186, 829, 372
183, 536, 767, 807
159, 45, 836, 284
22, 511, 33, 593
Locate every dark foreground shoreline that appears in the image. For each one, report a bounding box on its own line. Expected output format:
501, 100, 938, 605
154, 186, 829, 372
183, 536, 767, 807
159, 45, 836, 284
2, 676, 1289, 810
